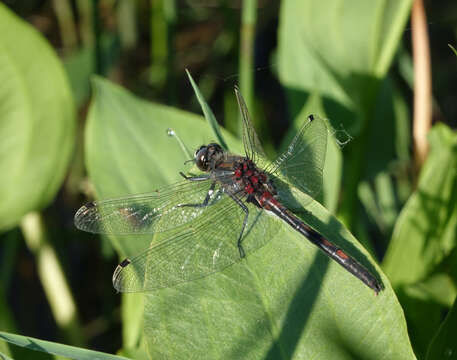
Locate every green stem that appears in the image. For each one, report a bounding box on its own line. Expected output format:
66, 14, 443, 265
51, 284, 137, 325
21, 212, 86, 347
76, 0, 94, 48
52, 0, 78, 51
238, 0, 257, 137
93, 0, 103, 74
117, 0, 138, 49
149, 0, 167, 86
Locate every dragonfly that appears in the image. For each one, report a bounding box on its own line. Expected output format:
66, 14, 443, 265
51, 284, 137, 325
74, 87, 382, 294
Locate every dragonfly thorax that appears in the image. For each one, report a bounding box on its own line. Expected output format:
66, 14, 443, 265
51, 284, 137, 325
194, 143, 224, 172
233, 159, 276, 198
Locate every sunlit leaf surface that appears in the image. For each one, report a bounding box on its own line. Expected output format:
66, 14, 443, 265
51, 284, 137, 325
0, 4, 75, 230
85, 78, 414, 359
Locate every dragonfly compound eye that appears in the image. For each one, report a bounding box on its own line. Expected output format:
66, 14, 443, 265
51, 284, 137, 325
194, 145, 205, 157
195, 146, 209, 171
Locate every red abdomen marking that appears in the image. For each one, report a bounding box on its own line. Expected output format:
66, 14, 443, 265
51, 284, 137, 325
258, 191, 279, 210
336, 249, 349, 260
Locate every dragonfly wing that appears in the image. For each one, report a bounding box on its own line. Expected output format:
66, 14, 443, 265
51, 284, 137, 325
112, 191, 273, 292
267, 114, 327, 200
74, 178, 220, 234
234, 86, 268, 164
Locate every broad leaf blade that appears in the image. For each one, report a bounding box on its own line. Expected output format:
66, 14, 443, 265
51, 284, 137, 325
0, 331, 130, 360
84, 79, 414, 359
383, 124, 457, 286
278, 0, 412, 131
85, 77, 240, 258
143, 194, 413, 359
0, 4, 75, 231
277, 1, 413, 231
84, 77, 240, 351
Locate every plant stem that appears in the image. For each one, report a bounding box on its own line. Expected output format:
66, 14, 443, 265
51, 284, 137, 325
76, 0, 94, 48
21, 212, 85, 347
93, 0, 103, 74
411, 0, 432, 174
150, 0, 172, 88
238, 0, 257, 137
117, 0, 138, 49
52, 0, 78, 51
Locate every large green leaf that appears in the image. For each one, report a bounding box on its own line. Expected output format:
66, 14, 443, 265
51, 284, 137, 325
85, 77, 242, 258
278, 0, 412, 131
0, 4, 75, 231
383, 124, 457, 286
278, 0, 413, 228
84, 78, 414, 359
143, 197, 414, 359
381, 124, 457, 358
0, 331, 130, 360
84, 77, 241, 352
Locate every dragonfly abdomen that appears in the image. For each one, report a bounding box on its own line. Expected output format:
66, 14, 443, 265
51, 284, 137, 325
259, 196, 383, 294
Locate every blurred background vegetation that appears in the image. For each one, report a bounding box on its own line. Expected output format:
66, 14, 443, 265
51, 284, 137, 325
0, 0, 456, 359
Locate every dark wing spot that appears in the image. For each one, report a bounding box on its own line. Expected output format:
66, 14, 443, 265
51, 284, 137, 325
119, 258, 131, 268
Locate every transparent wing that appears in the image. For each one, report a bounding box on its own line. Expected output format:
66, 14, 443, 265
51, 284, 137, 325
234, 86, 267, 163
266, 114, 328, 200
74, 178, 221, 234
112, 190, 274, 292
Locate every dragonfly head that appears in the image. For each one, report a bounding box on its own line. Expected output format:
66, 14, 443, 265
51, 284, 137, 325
194, 143, 223, 172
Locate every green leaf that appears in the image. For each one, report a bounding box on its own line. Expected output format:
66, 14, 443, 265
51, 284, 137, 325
85, 77, 241, 259
406, 274, 456, 308
185, 69, 228, 150
383, 124, 457, 286
0, 350, 14, 360
277, 0, 412, 228
394, 286, 442, 359
121, 292, 144, 350
64, 47, 94, 107
426, 297, 457, 360
358, 172, 398, 237
0, 4, 75, 231
381, 124, 457, 358
84, 77, 240, 349
322, 131, 342, 212
84, 79, 414, 359
0, 331, 130, 360
144, 198, 414, 359
63, 33, 123, 107
278, 0, 412, 131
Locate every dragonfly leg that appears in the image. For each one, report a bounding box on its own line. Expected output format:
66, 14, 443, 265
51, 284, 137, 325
177, 181, 216, 209
179, 172, 210, 181
228, 193, 249, 258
